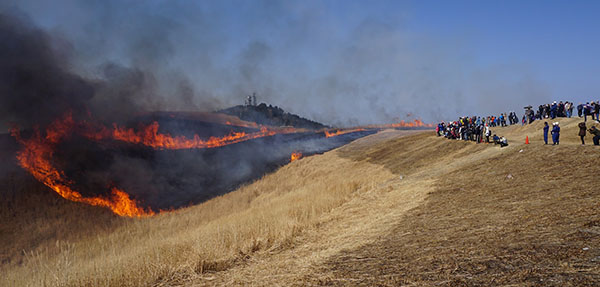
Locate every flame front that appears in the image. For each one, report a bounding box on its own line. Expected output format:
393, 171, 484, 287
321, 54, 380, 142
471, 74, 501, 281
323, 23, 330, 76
10, 111, 431, 217
290, 151, 302, 162
10, 113, 300, 217
367, 119, 433, 129
11, 114, 154, 217
322, 119, 432, 138
324, 128, 366, 138
83, 122, 298, 150
387, 119, 433, 128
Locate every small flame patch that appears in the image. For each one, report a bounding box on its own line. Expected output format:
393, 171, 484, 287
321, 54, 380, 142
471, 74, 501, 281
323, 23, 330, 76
324, 128, 366, 138
290, 151, 302, 162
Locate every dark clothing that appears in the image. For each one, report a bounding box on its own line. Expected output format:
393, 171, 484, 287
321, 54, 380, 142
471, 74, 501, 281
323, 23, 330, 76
589, 127, 600, 146
579, 122, 587, 144
543, 125, 549, 144
584, 105, 593, 122
551, 126, 560, 145
579, 122, 587, 136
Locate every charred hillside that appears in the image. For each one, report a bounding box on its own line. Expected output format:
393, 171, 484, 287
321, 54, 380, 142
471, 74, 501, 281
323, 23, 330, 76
219, 103, 328, 130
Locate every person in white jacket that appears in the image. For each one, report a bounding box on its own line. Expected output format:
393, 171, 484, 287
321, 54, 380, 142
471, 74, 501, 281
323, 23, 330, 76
484, 125, 491, 143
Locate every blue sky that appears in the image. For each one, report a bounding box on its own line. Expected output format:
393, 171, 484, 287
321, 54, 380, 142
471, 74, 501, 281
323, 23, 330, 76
3, 0, 600, 124
408, 0, 600, 98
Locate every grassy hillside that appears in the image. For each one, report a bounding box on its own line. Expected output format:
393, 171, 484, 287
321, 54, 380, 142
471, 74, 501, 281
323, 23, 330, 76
306, 117, 600, 285
0, 130, 417, 286
1, 117, 599, 286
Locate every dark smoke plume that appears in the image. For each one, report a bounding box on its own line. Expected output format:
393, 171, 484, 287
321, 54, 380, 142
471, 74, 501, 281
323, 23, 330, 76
1, 2, 555, 127
0, 2, 558, 211
0, 12, 93, 128
0, 8, 378, 211
0, 10, 191, 130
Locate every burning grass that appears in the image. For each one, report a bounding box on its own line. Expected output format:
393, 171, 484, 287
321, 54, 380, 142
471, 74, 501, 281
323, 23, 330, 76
0, 131, 409, 286
290, 151, 302, 162
10, 114, 156, 217
8, 112, 311, 217
8, 111, 392, 217
2, 118, 598, 286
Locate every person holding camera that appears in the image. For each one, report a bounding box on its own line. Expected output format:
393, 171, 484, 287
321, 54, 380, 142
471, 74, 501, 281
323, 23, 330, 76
589, 126, 600, 146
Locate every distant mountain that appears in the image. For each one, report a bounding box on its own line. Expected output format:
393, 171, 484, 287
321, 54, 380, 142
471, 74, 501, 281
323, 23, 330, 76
219, 103, 328, 130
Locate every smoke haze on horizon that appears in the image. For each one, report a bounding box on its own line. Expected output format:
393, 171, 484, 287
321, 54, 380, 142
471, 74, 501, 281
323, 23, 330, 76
1, 0, 599, 128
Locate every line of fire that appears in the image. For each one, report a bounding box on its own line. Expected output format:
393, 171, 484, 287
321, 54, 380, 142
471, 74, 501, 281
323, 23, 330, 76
9, 99, 432, 217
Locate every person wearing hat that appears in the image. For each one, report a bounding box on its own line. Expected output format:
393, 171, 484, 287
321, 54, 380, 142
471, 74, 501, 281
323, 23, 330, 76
551, 122, 560, 145
550, 101, 558, 119
578, 122, 587, 145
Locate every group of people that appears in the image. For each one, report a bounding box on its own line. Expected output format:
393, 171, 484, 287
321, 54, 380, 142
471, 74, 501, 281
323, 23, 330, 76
545, 121, 600, 145
577, 122, 600, 145
521, 101, 600, 125
542, 122, 562, 145
436, 116, 509, 147
578, 102, 600, 122
436, 99, 600, 147
485, 112, 519, 127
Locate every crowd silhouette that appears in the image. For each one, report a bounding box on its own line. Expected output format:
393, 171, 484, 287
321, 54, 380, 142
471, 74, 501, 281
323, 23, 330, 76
436, 100, 600, 146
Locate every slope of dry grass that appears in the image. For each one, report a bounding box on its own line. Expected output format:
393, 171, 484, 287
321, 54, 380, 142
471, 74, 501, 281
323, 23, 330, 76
308, 132, 600, 285
189, 118, 600, 286
0, 130, 418, 287
2, 118, 599, 286
293, 117, 600, 286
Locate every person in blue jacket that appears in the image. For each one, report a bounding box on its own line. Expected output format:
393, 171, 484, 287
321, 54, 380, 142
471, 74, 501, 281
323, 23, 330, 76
551, 122, 560, 145
543, 122, 549, 144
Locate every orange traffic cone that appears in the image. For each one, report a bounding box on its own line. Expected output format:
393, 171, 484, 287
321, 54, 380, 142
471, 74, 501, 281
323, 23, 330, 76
525, 136, 529, 144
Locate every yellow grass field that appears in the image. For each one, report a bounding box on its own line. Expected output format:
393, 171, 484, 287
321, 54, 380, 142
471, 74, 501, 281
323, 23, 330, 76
1, 117, 599, 286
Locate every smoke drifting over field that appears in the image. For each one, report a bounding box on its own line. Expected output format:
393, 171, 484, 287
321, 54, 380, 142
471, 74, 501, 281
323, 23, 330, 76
0, 11, 156, 129
0, 1, 554, 129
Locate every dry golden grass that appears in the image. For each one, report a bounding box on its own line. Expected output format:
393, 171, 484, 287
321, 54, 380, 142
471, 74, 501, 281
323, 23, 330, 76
301, 118, 600, 286
0, 130, 418, 287
496, 116, 600, 146
2, 119, 599, 286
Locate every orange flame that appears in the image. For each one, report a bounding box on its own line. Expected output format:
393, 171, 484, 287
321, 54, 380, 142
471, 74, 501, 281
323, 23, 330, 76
11, 110, 430, 217
290, 151, 302, 162
11, 114, 155, 217
10, 113, 302, 217
85, 122, 298, 150
324, 128, 366, 138
366, 119, 433, 129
